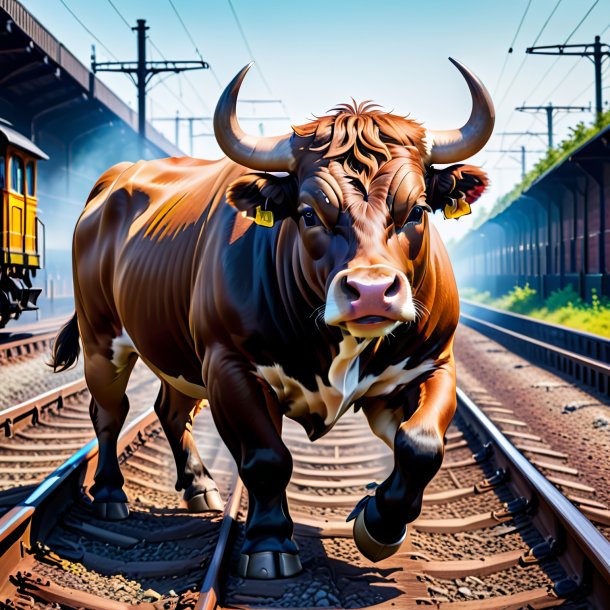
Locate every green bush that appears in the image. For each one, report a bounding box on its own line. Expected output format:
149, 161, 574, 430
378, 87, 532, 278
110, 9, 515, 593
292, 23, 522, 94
544, 284, 582, 310
495, 283, 538, 314
460, 287, 492, 303
462, 285, 610, 338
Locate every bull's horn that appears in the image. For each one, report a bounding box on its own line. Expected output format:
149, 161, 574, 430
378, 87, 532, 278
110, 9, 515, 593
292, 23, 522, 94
426, 58, 494, 164
214, 63, 296, 172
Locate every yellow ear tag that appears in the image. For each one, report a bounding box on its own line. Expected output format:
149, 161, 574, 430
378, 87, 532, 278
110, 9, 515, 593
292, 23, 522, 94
254, 205, 274, 227
443, 197, 471, 220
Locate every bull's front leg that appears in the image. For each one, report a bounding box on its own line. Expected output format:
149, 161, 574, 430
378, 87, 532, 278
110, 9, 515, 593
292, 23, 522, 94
204, 347, 301, 579
356, 358, 456, 561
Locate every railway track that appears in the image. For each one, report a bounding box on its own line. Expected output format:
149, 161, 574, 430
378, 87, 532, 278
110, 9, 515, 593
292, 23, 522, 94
459, 299, 610, 397
1, 385, 608, 608
0, 401, 235, 609
210, 388, 610, 609
0, 316, 69, 362
0, 378, 90, 518
0, 370, 159, 519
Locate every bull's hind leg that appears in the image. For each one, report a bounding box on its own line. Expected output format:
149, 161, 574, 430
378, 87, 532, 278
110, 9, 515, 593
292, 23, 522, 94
84, 346, 138, 520
356, 361, 456, 561
153, 382, 223, 512
205, 347, 300, 579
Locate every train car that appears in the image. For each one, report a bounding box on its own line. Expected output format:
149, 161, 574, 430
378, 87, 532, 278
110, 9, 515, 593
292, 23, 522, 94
0, 118, 48, 328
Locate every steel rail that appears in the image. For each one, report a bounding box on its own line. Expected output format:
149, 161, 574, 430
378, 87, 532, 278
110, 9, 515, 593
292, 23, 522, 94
0, 377, 88, 437
197, 388, 610, 609
3, 384, 608, 606
0, 330, 57, 361
460, 312, 610, 375
0, 406, 157, 585
461, 299, 610, 348
195, 476, 243, 610
457, 387, 610, 603
459, 309, 610, 397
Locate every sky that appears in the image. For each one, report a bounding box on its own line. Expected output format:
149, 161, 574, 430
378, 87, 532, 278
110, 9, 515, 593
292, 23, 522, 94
20, 0, 610, 246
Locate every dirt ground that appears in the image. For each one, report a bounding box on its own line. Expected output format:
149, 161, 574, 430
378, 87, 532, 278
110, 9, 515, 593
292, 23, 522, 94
454, 323, 610, 510
0, 353, 160, 424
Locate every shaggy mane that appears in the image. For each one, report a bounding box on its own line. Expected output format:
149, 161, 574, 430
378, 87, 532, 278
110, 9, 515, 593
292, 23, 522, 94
292, 101, 426, 187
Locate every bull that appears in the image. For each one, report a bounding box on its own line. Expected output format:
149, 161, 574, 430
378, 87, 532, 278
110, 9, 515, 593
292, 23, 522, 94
51, 59, 493, 579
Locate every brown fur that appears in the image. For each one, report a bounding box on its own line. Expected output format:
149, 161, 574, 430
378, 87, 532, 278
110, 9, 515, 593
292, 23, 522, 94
293, 103, 427, 189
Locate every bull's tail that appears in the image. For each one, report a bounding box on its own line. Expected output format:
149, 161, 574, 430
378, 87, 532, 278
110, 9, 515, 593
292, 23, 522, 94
49, 312, 80, 372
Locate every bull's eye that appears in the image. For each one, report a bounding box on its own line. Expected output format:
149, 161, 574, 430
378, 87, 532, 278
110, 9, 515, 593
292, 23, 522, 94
301, 208, 319, 227
406, 205, 428, 225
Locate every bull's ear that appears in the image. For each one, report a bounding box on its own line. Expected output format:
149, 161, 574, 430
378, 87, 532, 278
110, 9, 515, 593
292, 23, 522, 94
226, 173, 298, 224
425, 164, 488, 220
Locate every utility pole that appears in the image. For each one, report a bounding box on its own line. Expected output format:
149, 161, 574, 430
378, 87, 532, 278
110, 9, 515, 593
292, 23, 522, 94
515, 103, 590, 150
92, 19, 209, 139
497, 131, 548, 148
526, 36, 610, 121
487, 148, 546, 180
174, 111, 180, 149
497, 132, 547, 137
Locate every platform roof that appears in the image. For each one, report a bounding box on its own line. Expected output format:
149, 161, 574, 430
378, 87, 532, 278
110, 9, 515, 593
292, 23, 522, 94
0, 0, 182, 157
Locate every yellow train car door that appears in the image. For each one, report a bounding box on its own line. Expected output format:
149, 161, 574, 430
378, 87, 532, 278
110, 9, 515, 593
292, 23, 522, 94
7, 149, 25, 266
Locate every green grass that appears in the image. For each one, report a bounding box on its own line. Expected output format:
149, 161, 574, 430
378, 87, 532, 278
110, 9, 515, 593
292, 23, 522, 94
460, 284, 610, 338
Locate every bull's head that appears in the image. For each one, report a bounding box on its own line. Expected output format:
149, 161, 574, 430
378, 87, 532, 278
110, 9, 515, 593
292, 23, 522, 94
215, 60, 493, 339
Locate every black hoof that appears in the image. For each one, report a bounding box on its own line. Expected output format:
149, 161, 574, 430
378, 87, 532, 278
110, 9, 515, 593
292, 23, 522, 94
92, 501, 129, 521
187, 488, 224, 512
353, 506, 406, 562
237, 551, 302, 579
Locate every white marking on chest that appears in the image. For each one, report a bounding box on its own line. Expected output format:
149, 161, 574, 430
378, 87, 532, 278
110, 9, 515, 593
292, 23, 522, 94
255, 336, 435, 427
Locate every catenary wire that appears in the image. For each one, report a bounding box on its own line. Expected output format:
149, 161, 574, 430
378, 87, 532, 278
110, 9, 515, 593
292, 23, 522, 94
226, 0, 279, 104
493, 0, 533, 96
102, 0, 213, 133
105, 0, 131, 30
167, 0, 224, 90
58, 0, 121, 64
530, 0, 563, 47
225, 0, 291, 119
495, 0, 565, 115
493, 0, 600, 171
563, 0, 599, 45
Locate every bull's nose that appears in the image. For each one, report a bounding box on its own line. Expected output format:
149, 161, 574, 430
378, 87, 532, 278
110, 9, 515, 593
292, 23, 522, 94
342, 274, 402, 308
324, 266, 415, 333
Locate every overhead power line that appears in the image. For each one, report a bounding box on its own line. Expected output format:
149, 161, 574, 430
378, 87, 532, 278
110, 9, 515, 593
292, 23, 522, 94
493, 0, 533, 96
530, 0, 563, 47
563, 0, 599, 45
153, 113, 288, 154
539, 57, 584, 103
495, 0, 566, 110
495, 0, 597, 151
226, 0, 275, 99
167, 0, 224, 89
105, 0, 131, 29
58, 0, 120, 63
520, 0, 600, 105
526, 36, 610, 118
496, 130, 548, 147
102, 0, 204, 119
168, 0, 204, 63
487, 147, 546, 180
516, 103, 591, 149
509, 0, 533, 51
92, 19, 209, 138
